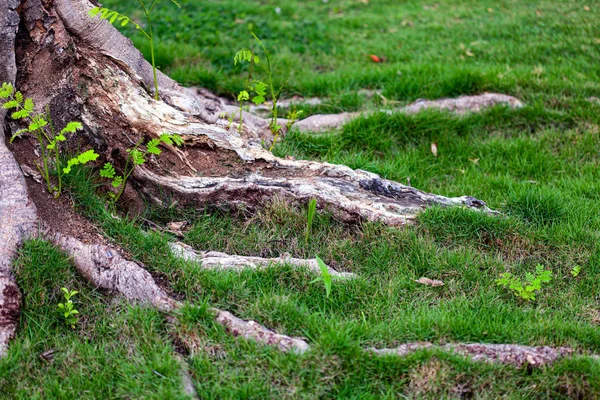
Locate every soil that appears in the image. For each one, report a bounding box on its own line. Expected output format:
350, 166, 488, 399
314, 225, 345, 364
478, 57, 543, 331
7, 136, 106, 245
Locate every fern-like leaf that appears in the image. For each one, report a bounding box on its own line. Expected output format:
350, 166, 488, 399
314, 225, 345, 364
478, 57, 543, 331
9, 129, 28, 143
60, 121, 83, 135
111, 175, 124, 188
146, 139, 162, 155
0, 82, 14, 98
100, 163, 116, 179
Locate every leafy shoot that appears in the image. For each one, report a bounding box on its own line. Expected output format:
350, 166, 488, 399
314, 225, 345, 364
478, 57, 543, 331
496, 264, 552, 301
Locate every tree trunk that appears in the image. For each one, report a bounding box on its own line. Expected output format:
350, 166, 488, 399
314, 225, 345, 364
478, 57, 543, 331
0, 0, 507, 360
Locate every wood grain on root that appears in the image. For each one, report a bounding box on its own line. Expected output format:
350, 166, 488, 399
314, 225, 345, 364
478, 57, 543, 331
53, 0, 225, 124
65, 53, 495, 223
170, 242, 355, 278
10, 0, 496, 227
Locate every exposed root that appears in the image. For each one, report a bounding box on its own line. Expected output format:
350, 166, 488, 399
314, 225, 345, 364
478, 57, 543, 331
136, 165, 495, 227
54, 0, 225, 124
294, 112, 359, 134
398, 93, 523, 115
293, 93, 523, 133
169, 242, 355, 278
372, 342, 575, 367
47, 231, 178, 312
46, 232, 311, 353
214, 309, 310, 353
46, 233, 582, 364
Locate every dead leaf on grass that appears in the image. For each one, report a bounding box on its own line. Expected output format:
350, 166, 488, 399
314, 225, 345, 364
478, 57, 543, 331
167, 221, 188, 232
40, 349, 55, 362
430, 143, 438, 157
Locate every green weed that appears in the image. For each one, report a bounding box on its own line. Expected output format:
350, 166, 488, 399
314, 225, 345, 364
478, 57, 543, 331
496, 264, 553, 301
0, 82, 98, 197
99, 133, 183, 204
57, 287, 80, 329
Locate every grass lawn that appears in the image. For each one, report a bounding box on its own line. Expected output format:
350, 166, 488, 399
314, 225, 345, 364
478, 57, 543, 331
2, 0, 600, 398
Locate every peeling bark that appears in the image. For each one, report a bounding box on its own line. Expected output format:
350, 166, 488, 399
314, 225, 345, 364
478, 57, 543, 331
135, 165, 494, 227
170, 242, 355, 278
53, 0, 225, 124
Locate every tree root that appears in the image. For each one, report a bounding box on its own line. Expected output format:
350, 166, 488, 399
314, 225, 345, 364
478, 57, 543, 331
47, 231, 311, 353
39, 233, 589, 364
0, 275, 20, 357
293, 93, 524, 133
136, 165, 495, 227
371, 342, 575, 367
0, 0, 40, 356
169, 242, 355, 278
47, 231, 179, 312
214, 309, 310, 353
0, 0, 582, 371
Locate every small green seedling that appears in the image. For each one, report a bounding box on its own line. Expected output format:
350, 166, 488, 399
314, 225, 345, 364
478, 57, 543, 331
235, 33, 287, 150
1, 82, 99, 197
100, 133, 184, 204
88, 0, 181, 100
285, 108, 304, 131
496, 264, 552, 301
58, 287, 80, 329
570, 265, 581, 277
310, 256, 339, 298
305, 198, 317, 245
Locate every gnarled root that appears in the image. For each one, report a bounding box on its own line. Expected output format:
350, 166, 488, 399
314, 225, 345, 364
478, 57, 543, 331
136, 163, 494, 227
47, 231, 179, 312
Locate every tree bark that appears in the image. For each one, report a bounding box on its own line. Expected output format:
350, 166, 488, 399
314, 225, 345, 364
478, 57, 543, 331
0, 0, 38, 357
0, 0, 497, 358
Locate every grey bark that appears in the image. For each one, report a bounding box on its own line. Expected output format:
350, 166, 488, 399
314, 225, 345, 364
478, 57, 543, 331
0, 0, 39, 357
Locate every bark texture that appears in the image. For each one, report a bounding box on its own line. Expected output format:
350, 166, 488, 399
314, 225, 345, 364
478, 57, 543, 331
10, 0, 493, 226
0, 0, 39, 357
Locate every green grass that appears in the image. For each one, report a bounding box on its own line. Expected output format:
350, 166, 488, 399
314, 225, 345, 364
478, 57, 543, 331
4, 0, 600, 397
